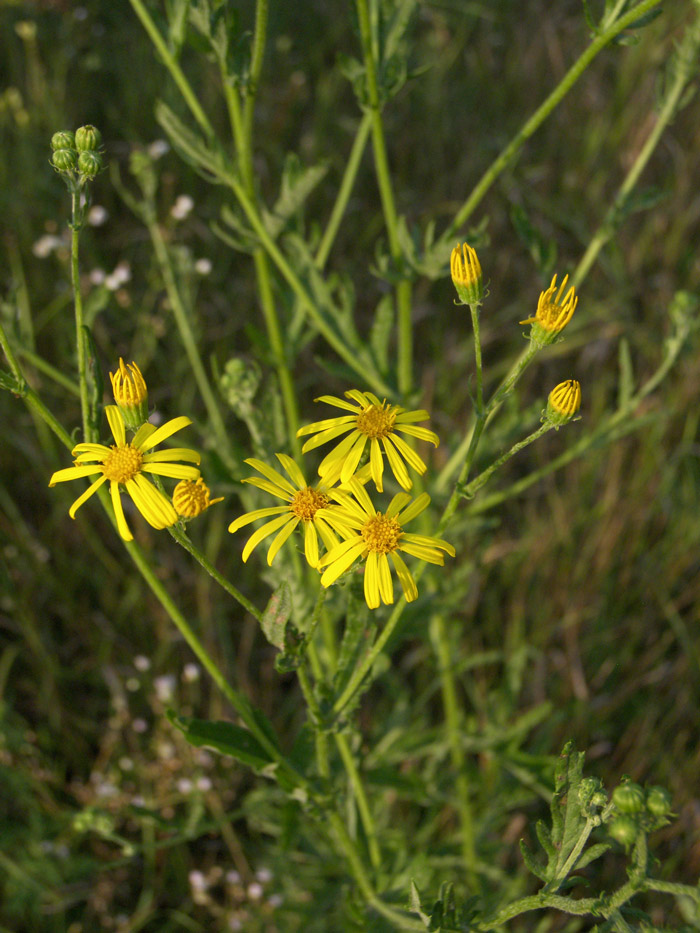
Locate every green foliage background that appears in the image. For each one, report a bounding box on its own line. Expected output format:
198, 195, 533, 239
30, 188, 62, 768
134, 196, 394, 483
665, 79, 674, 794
1, 1, 699, 930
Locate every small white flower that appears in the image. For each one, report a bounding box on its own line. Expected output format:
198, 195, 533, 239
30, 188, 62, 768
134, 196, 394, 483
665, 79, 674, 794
32, 234, 63, 258
134, 655, 151, 672
189, 870, 208, 892
132, 718, 148, 733
194, 258, 212, 275
88, 205, 108, 226
148, 139, 170, 159
177, 778, 193, 794
256, 868, 272, 884
247, 882, 263, 900
226, 870, 242, 885
183, 663, 201, 682
171, 194, 194, 221
154, 674, 176, 702
196, 776, 212, 792
89, 268, 106, 286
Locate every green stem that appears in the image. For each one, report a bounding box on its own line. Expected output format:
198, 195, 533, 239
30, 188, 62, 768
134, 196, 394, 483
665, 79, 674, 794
145, 215, 235, 469
335, 731, 382, 872
355, 0, 413, 395
16, 346, 79, 396
430, 614, 477, 889
573, 30, 693, 287
436, 342, 539, 493
243, 0, 268, 153
70, 200, 93, 442
252, 248, 302, 458
438, 0, 665, 245
462, 422, 553, 500
128, 0, 215, 139
122, 533, 305, 790
168, 524, 262, 623
315, 112, 373, 270
222, 172, 394, 397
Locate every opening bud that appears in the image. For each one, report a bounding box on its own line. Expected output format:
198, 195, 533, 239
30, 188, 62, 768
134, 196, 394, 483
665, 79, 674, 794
173, 477, 224, 519
51, 130, 75, 151
544, 379, 581, 428
109, 358, 149, 430
450, 243, 484, 306
75, 124, 102, 152
520, 274, 578, 347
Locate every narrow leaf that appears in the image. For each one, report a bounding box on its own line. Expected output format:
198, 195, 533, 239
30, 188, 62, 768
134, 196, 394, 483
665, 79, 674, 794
261, 580, 292, 649
168, 711, 273, 770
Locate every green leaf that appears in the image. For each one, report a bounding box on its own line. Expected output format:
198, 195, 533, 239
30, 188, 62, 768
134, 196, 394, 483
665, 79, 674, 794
409, 880, 431, 925
369, 294, 394, 375
262, 152, 329, 241
261, 580, 292, 649
520, 839, 548, 882
574, 841, 611, 871
168, 711, 274, 770
333, 592, 375, 697
155, 101, 228, 181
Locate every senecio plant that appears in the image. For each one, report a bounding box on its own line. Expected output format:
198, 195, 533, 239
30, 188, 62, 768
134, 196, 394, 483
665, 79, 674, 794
2, 1, 700, 930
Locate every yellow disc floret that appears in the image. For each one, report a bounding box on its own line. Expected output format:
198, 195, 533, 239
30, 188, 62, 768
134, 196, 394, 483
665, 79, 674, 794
356, 401, 398, 439
361, 513, 403, 554
101, 444, 143, 483
290, 487, 329, 521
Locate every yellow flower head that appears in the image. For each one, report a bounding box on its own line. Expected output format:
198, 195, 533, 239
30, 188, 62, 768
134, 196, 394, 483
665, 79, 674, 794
228, 455, 349, 568
49, 405, 201, 540
520, 274, 578, 345
450, 243, 483, 305
110, 358, 148, 429
297, 390, 439, 493
173, 477, 224, 518
545, 379, 581, 427
317, 480, 455, 610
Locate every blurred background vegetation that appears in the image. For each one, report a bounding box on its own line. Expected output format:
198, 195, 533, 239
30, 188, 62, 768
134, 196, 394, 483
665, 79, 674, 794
1, 0, 699, 930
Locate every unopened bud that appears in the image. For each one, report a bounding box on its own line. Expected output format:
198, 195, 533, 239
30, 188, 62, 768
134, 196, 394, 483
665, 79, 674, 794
78, 150, 103, 179
613, 782, 645, 814
51, 130, 75, 151
450, 243, 484, 306
544, 379, 581, 427
75, 124, 102, 152
52, 148, 78, 172
645, 786, 672, 818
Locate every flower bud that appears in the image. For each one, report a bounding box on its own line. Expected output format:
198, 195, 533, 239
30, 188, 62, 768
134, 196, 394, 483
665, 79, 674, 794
75, 124, 102, 152
51, 130, 75, 151
78, 150, 103, 179
645, 786, 672, 818
173, 477, 223, 519
520, 274, 578, 347
544, 379, 581, 427
52, 148, 78, 172
608, 815, 638, 847
450, 243, 484, 306
109, 358, 149, 429
613, 782, 645, 814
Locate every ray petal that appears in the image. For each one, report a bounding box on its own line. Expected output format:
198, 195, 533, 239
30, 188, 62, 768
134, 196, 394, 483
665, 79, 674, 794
68, 473, 108, 517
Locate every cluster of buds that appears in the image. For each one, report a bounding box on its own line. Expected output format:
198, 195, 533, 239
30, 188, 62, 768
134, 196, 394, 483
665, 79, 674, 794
108, 357, 222, 522
607, 780, 674, 848
51, 124, 104, 185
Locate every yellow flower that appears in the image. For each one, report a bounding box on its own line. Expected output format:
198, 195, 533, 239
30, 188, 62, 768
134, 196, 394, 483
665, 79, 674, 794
109, 358, 149, 429
173, 477, 224, 518
49, 405, 201, 541
228, 455, 348, 568
297, 390, 439, 492
317, 480, 455, 610
545, 379, 581, 426
520, 274, 578, 345
450, 242, 483, 305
